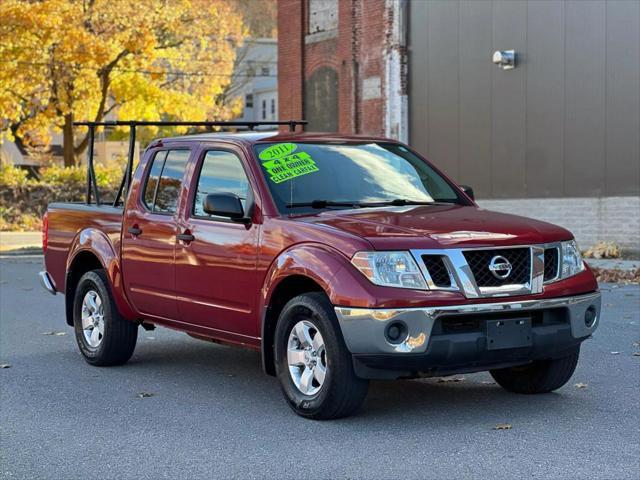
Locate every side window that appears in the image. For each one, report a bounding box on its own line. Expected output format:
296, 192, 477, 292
143, 150, 168, 209
142, 149, 190, 214
154, 150, 190, 213
193, 151, 250, 218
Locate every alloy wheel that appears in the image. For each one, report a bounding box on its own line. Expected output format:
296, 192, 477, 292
287, 320, 328, 396
81, 290, 104, 348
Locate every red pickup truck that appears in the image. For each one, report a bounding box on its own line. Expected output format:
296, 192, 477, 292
40, 128, 601, 419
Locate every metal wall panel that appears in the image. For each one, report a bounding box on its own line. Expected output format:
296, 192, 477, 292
526, 0, 565, 197
605, 0, 640, 196
564, 0, 606, 197
409, 0, 640, 198
426, 1, 460, 180
491, 0, 527, 198
459, 0, 493, 198
409, 0, 429, 159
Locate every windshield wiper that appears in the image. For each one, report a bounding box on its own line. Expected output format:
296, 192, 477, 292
286, 200, 362, 209
285, 199, 451, 209
349, 199, 455, 208
359, 199, 437, 207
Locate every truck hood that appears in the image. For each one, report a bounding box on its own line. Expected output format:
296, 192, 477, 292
295, 204, 573, 250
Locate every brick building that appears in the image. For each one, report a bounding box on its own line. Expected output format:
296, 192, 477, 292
278, 0, 407, 140
278, 0, 640, 253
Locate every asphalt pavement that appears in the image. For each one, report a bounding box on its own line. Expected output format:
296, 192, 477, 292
1, 256, 638, 479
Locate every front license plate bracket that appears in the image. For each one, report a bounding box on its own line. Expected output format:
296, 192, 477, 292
486, 317, 532, 350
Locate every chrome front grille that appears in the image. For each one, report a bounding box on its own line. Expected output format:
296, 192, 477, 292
421, 255, 453, 288
412, 245, 552, 299
543, 247, 560, 282
463, 248, 531, 287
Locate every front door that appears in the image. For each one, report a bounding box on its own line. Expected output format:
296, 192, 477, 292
121, 148, 191, 320
174, 147, 260, 339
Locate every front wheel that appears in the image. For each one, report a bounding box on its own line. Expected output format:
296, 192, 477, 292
490, 347, 580, 394
274, 293, 369, 420
73, 270, 138, 366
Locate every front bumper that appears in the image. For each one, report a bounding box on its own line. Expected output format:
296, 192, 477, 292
334, 291, 601, 378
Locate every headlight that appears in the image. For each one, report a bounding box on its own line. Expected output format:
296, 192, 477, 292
351, 251, 428, 290
560, 240, 586, 279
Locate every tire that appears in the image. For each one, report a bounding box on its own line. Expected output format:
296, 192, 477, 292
73, 270, 138, 366
274, 292, 369, 420
490, 347, 580, 394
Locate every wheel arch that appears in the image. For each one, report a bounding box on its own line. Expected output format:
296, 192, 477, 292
64, 228, 137, 326
261, 274, 326, 376
65, 250, 103, 326
259, 243, 353, 376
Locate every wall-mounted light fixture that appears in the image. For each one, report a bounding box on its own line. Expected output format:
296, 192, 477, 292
492, 50, 516, 70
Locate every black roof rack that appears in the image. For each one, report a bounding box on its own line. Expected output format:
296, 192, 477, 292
72, 120, 307, 207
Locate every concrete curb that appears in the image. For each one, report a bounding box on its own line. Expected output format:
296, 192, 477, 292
0, 231, 42, 253
585, 259, 639, 272
0, 248, 43, 257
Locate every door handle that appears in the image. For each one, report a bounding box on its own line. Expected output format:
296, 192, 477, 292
128, 226, 142, 236
176, 232, 195, 243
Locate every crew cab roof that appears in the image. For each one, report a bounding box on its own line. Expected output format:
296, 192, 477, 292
155, 131, 395, 147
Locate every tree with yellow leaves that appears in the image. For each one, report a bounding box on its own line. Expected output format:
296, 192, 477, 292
0, 0, 246, 166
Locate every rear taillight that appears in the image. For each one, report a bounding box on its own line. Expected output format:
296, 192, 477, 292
42, 211, 48, 253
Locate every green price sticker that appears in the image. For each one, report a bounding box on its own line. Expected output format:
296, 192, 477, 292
259, 143, 297, 161
261, 151, 319, 184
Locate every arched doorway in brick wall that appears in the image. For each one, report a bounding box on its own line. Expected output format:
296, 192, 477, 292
304, 66, 338, 132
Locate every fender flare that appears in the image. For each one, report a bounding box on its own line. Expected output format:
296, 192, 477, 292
66, 228, 137, 322
259, 243, 372, 375
260, 243, 352, 310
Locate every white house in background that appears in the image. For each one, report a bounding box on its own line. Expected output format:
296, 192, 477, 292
1, 130, 138, 168
228, 38, 277, 127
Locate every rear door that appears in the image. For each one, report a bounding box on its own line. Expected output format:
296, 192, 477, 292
121, 147, 191, 320
174, 144, 261, 339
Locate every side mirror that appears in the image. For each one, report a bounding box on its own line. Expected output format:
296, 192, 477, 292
203, 193, 248, 222
459, 184, 475, 201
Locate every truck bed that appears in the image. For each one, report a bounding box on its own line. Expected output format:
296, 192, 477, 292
44, 203, 123, 293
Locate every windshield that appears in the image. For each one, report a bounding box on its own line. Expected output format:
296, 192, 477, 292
253, 142, 467, 213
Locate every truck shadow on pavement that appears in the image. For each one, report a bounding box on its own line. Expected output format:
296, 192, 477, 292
102, 335, 585, 427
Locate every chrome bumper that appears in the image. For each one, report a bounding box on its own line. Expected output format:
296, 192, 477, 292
334, 291, 601, 355
38, 271, 56, 295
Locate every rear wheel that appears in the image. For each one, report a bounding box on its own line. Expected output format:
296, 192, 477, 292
490, 347, 580, 394
73, 270, 138, 366
274, 292, 369, 420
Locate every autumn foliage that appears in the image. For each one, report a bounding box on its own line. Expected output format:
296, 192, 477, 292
0, 0, 247, 166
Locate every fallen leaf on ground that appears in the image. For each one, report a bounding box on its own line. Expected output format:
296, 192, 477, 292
610, 351, 620, 355
437, 376, 465, 383
590, 267, 640, 284
575, 383, 588, 389
42, 331, 66, 336
633, 352, 640, 357
0, 363, 11, 369
493, 424, 512, 430
583, 241, 621, 259
137, 392, 154, 398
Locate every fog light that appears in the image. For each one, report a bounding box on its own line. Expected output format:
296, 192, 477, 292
385, 321, 408, 344
584, 306, 597, 328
